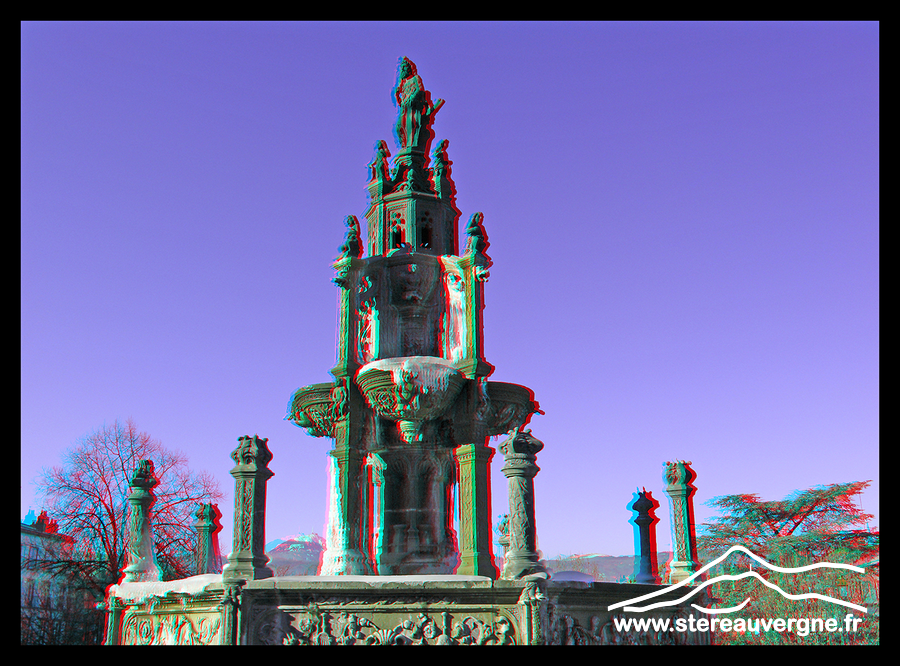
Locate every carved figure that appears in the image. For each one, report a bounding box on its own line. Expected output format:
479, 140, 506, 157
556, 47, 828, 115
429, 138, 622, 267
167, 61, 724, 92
393, 57, 443, 152
330, 377, 348, 422
337, 215, 362, 260
464, 212, 487, 255
368, 140, 391, 183
432, 138, 449, 174
464, 212, 490, 280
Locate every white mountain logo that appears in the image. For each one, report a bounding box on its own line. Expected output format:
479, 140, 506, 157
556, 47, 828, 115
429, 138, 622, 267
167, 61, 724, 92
608, 545, 867, 614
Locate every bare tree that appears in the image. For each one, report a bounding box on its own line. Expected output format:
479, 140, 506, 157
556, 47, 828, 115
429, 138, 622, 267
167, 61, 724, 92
35, 419, 224, 603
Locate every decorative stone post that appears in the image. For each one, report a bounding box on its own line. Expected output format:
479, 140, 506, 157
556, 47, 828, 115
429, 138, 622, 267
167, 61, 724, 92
662, 460, 701, 584
500, 429, 547, 579
454, 442, 497, 577
121, 459, 163, 583
517, 580, 549, 645
102, 594, 123, 645
218, 581, 244, 646
223, 436, 274, 581
194, 503, 223, 575
630, 488, 660, 584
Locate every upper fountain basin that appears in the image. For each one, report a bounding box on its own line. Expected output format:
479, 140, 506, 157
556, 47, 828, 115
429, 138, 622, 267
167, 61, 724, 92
355, 356, 466, 422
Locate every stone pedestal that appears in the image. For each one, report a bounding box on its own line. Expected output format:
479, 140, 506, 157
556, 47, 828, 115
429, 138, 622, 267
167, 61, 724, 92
194, 503, 223, 575
500, 430, 547, 580
630, 489, 660, 584
370, 446, 457, 575
121, 460, 163, 583
223, 436, 274, 582
663, 461, 701, 584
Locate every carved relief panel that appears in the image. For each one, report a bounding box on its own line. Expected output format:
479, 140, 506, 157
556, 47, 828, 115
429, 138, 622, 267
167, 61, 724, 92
441, 256, 468, 364
248, 605, 518, 645
121, 610, 223, 645
384, 255, 443, 358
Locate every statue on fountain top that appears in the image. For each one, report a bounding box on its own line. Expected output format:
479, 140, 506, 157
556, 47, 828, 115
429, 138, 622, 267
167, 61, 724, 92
393, 57, 444, 153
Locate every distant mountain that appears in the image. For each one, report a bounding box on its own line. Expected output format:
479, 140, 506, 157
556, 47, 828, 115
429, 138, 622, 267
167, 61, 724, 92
260, 537, 673, 581
266, 534, 326, 576
545, 553, 673, 583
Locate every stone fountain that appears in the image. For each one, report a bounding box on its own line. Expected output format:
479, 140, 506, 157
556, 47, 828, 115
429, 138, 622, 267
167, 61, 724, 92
102, 58, 709, 645
286, 58, 539, 577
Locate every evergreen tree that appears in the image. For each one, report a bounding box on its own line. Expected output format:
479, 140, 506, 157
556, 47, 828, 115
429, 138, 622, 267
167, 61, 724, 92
697, 482, 878, 645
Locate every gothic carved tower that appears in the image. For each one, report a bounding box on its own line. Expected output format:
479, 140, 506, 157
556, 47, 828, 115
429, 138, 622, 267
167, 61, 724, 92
288, 58, 538, 576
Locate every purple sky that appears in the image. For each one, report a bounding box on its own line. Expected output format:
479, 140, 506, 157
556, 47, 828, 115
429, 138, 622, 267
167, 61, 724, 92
21, 22, 878, 560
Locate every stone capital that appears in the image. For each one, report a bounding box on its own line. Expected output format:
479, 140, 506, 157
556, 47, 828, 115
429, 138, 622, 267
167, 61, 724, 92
230, 435, 273, 475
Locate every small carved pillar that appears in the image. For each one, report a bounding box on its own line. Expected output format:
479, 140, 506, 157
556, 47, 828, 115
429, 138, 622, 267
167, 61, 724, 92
500, 429, 547, 579
223, 436, 274, 581
630, 489, 661, 584
218, 581, 244, 646
454, 442, 497, 577
121, 459, 162, 583
194, 502, 223, 575
663, 460, 701, 584
102, 594, 123, 645
517, 580, 549, 645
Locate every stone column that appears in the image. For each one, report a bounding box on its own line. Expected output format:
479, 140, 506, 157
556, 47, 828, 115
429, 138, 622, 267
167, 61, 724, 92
500, 429, 547, 579
454, 441, 497, 577
121, 459, 162, 583
320, 444, 368, 575
663, 460, 701, 584
364, 452, 386, 571
223, 436, 274, 581
630, 489, 660, 584
194, 503, 223, 575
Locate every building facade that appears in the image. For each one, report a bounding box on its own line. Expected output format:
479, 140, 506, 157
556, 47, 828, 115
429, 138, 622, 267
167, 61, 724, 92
21, 511, 102, 645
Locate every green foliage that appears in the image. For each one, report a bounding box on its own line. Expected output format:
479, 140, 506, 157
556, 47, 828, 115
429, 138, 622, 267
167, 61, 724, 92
698, 482, 878, 645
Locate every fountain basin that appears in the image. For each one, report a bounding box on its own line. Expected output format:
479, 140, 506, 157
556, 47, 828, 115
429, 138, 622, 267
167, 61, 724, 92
287, 382, 336, 438
481, 381, 540, 436
356, 356, 466, 425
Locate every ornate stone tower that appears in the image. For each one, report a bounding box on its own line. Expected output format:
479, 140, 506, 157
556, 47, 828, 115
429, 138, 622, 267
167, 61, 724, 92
287, 58, 539, 576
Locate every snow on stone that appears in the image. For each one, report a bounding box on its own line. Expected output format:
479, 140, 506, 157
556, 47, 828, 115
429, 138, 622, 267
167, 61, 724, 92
110, 574, 223, 601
